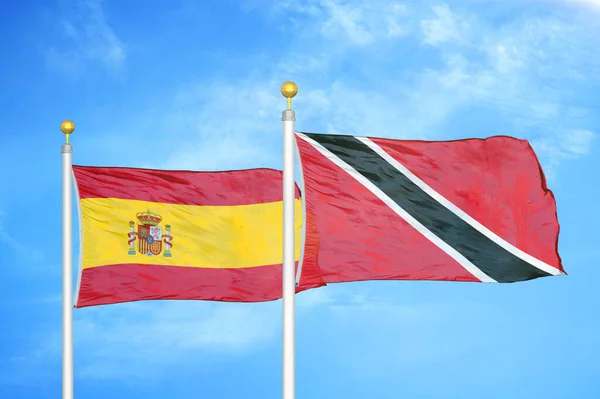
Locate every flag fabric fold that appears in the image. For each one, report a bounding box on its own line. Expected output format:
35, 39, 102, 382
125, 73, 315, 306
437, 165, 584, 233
295, 132, 564, 285
73, 165, 324, 308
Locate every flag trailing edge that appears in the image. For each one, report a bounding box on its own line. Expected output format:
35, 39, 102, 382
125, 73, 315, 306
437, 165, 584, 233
294, 131, 565, 284
72, 165, 324, 308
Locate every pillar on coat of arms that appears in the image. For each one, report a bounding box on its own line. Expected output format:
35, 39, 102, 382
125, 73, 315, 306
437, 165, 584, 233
128, 220, 136, 255
163, 224, 172, 257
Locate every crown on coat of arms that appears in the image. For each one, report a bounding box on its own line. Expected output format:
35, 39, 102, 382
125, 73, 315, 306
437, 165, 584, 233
136, 210, 162, 226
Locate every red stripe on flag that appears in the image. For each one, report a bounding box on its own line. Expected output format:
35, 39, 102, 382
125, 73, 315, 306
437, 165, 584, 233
73, 166, 301, 206
76, 263, 325, 308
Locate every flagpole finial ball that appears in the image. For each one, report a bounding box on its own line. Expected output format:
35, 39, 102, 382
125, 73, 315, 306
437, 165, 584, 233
60, 120, 75, 135
281, 82, 298, 99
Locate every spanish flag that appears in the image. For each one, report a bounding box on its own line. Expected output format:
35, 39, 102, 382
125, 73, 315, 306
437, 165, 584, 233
73, 166, 324, 308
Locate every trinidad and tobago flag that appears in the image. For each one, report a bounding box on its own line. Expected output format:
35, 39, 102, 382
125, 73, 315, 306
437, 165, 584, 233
295, 132, 565, 285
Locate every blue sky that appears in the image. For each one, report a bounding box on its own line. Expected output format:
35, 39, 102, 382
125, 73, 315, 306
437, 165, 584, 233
1, 0, 600, 398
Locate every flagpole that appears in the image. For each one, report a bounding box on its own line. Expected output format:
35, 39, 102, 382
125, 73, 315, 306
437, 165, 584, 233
61, 120, 75, 399
281, 81, 298, 399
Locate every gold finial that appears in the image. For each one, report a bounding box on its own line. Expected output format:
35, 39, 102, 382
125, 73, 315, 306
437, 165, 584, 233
281, 81, 298, 110
60, 120, 75, 144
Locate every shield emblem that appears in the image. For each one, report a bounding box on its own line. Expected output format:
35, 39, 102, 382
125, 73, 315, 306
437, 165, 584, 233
148, 226, 163, 255
137, 225, 163, 255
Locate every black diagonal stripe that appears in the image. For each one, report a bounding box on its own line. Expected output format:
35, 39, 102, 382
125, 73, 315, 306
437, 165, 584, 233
302, 132, 551, 283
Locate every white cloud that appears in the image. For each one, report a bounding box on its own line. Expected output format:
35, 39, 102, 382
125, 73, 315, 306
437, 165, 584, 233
562, 129, 595, 155
275, 0, 408, 46
531, 129, 595, 180
462, 0, 600, 14
2, 302, 278, 383
559, 0, 600, 13
69, 2, 598, 176
320, 0, 408, 45
7, 287, 335, 382
45, 0, 126, 74
0, 211, 43, 263
299, 292, 498, 384
70, 290, 489, 380
421, 4, 469, 46
72, 301, 279, 379
296, 287, 334, 309
157, 82, 285, 170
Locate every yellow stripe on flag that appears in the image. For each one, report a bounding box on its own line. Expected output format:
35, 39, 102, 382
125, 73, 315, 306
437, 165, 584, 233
80, 198, 303, 269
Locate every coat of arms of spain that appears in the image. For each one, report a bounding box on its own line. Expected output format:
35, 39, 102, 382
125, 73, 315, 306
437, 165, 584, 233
127, 210, 173, 257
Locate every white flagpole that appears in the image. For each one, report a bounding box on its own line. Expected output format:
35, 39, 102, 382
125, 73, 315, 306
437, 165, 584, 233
281, 82, 298, 399
61, 120, 75, 399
